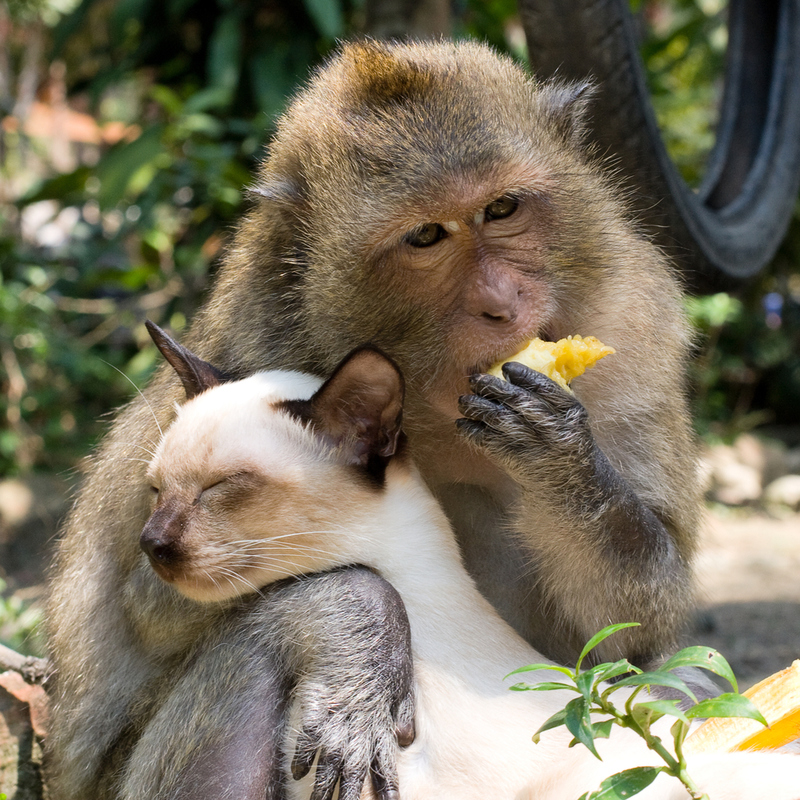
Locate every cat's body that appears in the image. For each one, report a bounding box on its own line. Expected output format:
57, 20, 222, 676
143, 344, 800, 800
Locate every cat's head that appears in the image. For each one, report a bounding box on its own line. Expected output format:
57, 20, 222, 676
141, 321, 405, 602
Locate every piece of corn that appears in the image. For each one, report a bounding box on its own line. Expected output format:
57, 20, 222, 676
488, 335, 615, 393
683, 660, 800, 755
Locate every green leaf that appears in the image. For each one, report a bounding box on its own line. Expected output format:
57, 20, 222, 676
658, 646, 738, 693
207, 11, 243, 101
95, 125, 166, 209
532, 708, 568, 743
612, 671, 697, 703
565, 697, 601, 760
303, 0, 345, 39
591, 659, 640, 686
505, 663, 575, 680
686, 693, 768, 726
591, 719, 615, 740
577, 668, 597, 699
671, 717, 690, 749
576, 623, 641, 671
631, 699, 689, 731
578, 766, 664, 799
508, 681, 579, 693
19, 167, 91, 206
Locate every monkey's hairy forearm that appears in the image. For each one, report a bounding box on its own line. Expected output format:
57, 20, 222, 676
457, 364, 693, 664
116, 567, 414, 800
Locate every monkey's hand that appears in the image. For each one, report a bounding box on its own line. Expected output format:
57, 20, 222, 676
456, 362, 597, 495
286, 567, 415, 800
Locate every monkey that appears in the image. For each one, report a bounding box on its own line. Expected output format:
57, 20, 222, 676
134, 330, 800, 800
46, 39, 701, 798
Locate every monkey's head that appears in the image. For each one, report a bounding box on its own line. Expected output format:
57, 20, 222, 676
249, 40, 624, 420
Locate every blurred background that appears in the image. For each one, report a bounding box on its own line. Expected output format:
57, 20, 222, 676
1, 0, 799, 685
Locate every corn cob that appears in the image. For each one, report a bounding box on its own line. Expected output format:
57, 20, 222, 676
683, 660, 800, 755
488, 335, 615, 393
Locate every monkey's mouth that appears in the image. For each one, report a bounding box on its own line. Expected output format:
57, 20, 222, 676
472, 328, 556, 376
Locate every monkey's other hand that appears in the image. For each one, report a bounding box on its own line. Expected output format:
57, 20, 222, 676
456, 361, 596, 488
288, 568, 415, 800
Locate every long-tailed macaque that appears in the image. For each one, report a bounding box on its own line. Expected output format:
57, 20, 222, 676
46, 39, 700, 798
134, 334, 799, 800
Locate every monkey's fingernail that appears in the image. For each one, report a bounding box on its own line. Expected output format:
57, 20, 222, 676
396, 719, 415, 747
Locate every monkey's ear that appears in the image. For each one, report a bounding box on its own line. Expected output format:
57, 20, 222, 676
308, 347, 405, 471
145, 320, 228, 401
543, 80, 596, 145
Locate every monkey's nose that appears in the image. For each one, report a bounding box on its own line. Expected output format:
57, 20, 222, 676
482, 308, 517, 324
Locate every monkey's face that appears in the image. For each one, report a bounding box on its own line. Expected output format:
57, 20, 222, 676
372, 177, 570, 419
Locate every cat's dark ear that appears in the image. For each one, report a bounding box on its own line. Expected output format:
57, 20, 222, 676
145, 320, 228, 400
307, 346, 405, 472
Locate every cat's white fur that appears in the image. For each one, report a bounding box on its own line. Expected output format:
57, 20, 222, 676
146, 369, 800, 800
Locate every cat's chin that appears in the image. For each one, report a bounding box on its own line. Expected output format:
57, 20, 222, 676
171, 574, 266, 604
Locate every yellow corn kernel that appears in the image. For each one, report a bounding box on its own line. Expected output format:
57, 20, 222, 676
683, 660, 800, 755
488, 335, 615, 393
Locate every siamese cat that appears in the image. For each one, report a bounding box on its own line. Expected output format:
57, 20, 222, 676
140, 321, 800, 800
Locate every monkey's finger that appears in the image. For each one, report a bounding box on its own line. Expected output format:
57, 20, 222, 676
457, 394, 510, 429
309, 753, 342, 800
468, 372, 559, 417
337, 762, 370, 800
454, 417, 491, 446
371, 752, 401, 800
291, 727, 320, 780
394, 693, 416, 747
501, 362, 579, 412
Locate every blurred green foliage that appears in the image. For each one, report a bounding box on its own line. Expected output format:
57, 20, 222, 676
1, 0, 799, 484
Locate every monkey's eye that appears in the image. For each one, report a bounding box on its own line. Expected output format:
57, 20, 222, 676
405, 223, 447, 248
485, 195, 518, 221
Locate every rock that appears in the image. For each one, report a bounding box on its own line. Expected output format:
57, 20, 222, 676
733, 434, 788, 488
763, 474, 800, 512
703, 443, 763, 505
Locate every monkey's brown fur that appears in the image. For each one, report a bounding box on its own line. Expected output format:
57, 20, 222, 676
46, 39, 700, 797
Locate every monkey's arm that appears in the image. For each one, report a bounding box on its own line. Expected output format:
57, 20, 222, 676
277, 566, 415, 800
119, 566, 413, 800
456, 363, 693, 664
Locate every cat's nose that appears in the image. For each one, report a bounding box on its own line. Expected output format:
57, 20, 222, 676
140, 500, 187, 577
140, 533, 181, 567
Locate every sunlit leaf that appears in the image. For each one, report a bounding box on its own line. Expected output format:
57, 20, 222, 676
565, 697, 601, 760
612, 671, 696, 703
686, 694, 767, 726
632, 699, 689, 728
506, 663, 575, 680
532, 708, 568, 743
576, 623, 640, 671
509, 681, 579, 693
658, 646, 738, 693
578, 766, 664, 799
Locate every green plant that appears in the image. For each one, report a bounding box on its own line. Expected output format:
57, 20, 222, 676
0, 578, 44, 656
508, 623, 768, 800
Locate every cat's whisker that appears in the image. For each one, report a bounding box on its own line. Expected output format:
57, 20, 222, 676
102, 359, 164, 438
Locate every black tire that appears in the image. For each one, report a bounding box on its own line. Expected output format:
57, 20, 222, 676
519, 0, 800, 290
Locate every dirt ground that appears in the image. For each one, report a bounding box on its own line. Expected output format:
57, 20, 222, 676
1, 475, 799, 691
685, 508, 800, 690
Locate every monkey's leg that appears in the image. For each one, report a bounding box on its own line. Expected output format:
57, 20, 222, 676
119, 566, 413, 800
457, 363, 691, 664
